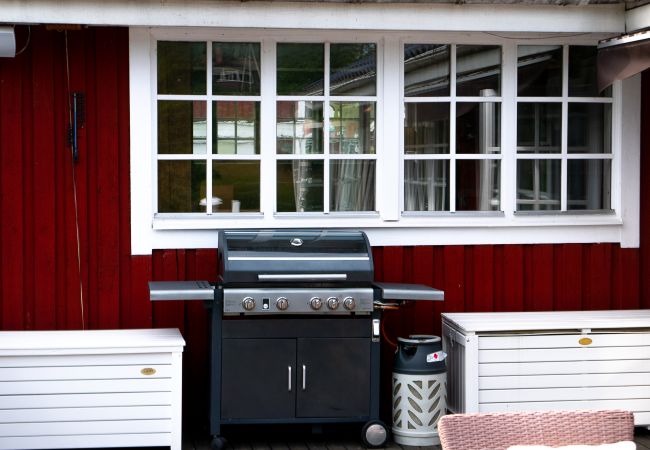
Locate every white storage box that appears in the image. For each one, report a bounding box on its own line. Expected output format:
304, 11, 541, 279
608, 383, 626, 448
442, 310, 650, 426
0, 328, 185, 450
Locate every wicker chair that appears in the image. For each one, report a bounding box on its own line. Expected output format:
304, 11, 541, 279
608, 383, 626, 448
438, 410, 635, 450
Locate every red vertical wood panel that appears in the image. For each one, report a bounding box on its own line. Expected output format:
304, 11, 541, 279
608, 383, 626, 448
0, 50, 25, 330
499, 245, 524, 311
583, 244, 612, 310
443, 246, 465, 313
95, 29, 121, 329
129, 256, 153, 329
640, 70, 650, 308
471, 245, 494, 312
612, 247, 640, 310
412, 246, 434, 334
527, 245, 554, 311
32, 28, 57, 330
554, 244, 583, 311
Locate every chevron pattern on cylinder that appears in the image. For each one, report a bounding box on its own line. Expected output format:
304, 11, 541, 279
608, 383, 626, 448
392, 374, 446, 433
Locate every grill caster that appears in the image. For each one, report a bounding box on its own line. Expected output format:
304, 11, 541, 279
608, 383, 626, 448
361, 420, 389, 448
211, 435, 227, 450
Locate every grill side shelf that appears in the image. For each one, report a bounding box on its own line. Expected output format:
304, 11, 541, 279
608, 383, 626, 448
149, 281, 215, 301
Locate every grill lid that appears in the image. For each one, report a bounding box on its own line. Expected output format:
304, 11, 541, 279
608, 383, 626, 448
218, 229, 374, 285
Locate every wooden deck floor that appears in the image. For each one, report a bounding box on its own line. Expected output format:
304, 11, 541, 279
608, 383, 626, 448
179, 425, 650, 450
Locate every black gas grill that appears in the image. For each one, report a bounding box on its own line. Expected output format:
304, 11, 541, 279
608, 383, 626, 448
150, 229, 443, 449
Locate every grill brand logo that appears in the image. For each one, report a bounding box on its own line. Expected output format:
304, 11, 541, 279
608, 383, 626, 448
290, 238, 304, 247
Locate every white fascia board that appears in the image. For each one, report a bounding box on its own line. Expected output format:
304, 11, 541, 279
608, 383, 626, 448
626, 3, 650, 33
2, 1, 624, 34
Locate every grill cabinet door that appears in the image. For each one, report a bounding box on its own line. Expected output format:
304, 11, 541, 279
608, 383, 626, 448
221, 339, 296, 419
296, 338, 370, 418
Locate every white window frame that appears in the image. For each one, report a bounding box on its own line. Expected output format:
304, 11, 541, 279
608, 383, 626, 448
129, 27, 640, 255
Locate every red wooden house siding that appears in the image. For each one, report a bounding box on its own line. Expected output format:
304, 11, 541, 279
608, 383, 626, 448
1, 26, 649, 426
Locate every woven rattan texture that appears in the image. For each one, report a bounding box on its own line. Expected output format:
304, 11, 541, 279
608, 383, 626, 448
438, 410, 635, 450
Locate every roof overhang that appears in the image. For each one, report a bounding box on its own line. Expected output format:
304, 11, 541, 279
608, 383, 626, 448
0, 0, 625, 33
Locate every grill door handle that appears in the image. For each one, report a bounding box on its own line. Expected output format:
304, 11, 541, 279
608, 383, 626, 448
288, 366, 292, 391
302, 365, 306, 391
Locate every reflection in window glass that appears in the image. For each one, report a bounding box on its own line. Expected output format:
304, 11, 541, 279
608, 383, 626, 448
404, 160, 449, 211
277, 160, 324, 212
212, 42, 261, 95
456, 45, 501, 97
329, 102, 376, 155
404, 44, 450, 97
330, 44, 376, 96
569, 46, 611, 97
158, 101, 206, 155
568, 159, 611, 210
277, 43, 324, 96
568, 103, 611, 154
213, 101, 260, 155
158, 160, 206, 213
212, 161, 260, 212
456, 103, 501, 154
157, 41, 206, 95
330, 160, 375, 211
517, 103, 561, 153
517, 159, 560, 211
276, 101, 324, 155
456, 160, 500, 211
517, 45, 562, 97
404, 103, 450, 154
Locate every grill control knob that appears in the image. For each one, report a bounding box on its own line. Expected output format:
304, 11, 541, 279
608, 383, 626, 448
242, 297, 255, 311
327, 297, 340, 310
310, 297, 323, 310
343, 296, 356, 310
276, 297, 289, 311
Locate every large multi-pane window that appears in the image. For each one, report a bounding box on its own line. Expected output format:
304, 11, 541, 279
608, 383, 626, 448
276, 43, 377, 213
516, 45, 612, 212
151, 36, 620, 226
403, 44, 502, 212
157, 41, 262, 214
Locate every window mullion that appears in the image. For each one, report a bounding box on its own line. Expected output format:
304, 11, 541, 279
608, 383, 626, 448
206, 40, 214, 215
501, 43, 516, 217
449, 44, 457, 213
261, 39, 277, 217
324, 43, 331, 214
561, 44, 569, 211
383, 37, 400, 220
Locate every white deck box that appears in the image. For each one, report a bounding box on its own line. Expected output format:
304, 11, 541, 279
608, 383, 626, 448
0, 328, 185, 450
442, 310, 650, 426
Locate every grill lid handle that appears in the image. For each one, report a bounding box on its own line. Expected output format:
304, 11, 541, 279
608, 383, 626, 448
257, 274, 348, 282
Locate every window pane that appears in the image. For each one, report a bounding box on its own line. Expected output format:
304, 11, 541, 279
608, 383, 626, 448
213, 101, 260, 155
568, 159, 611, 210
404, 103, 450, 154
276, 101, 324, 155
404, 160, 449, 211
158, 160, 206, 213
517, 45, 562, 97
569, 46, 611, 97
516, 159, 561, 211
158, 101, 206, 155
457, 103, 501, 154
404, 44, 450, 97
277, 160, 324, 212
517, 103, 561, 153
568, 103, 611, 154
212, 161, 260, 212
212, 42, 261, 95
330, 160, 375, 212
456, 160, 500, 211
277, 43, 324, 96
157, 41, 206, 95
329, 102, 376, 155
456, 45, 501, 97
330, 43, 376, 96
